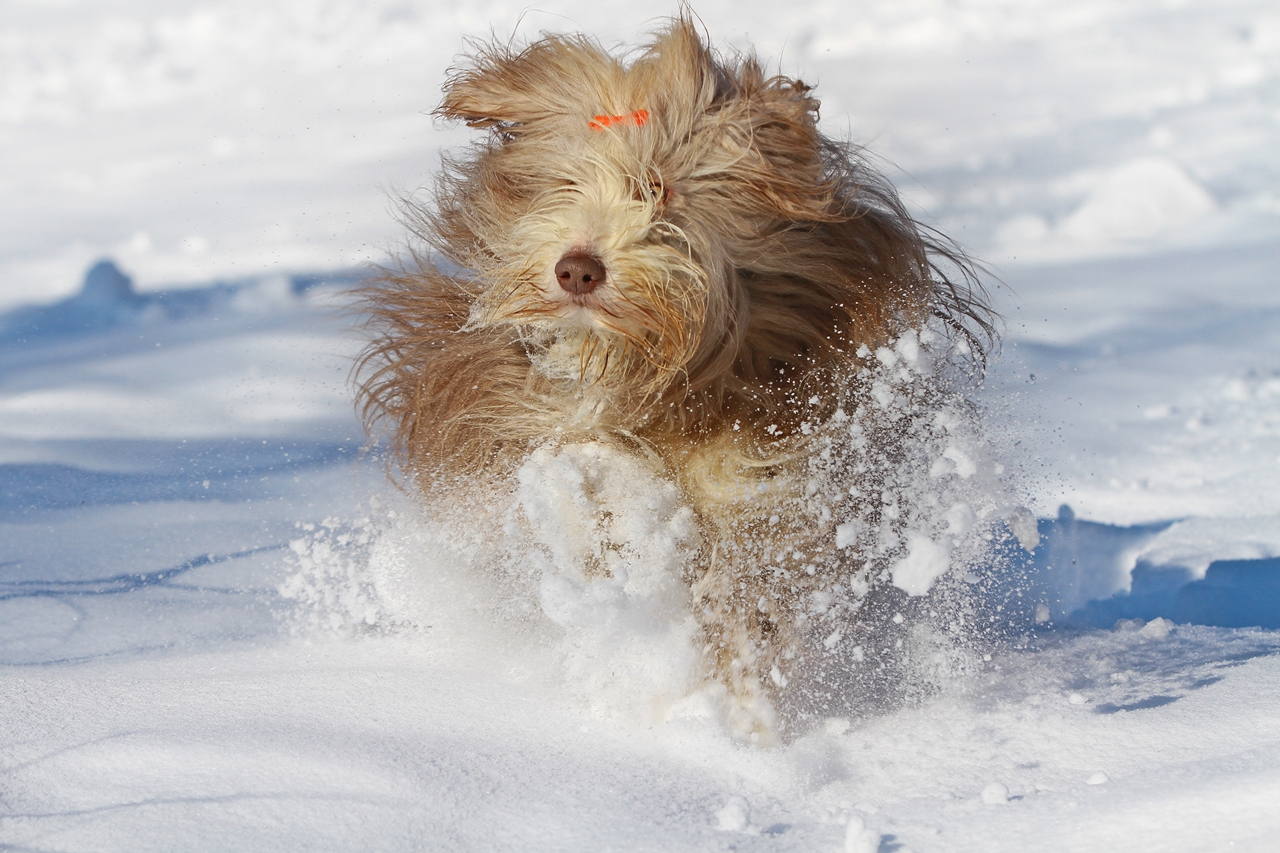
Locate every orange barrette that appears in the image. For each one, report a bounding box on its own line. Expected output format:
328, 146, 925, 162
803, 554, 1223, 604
589, 109, 650, 131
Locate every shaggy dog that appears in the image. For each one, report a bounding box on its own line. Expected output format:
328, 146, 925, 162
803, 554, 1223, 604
359, 17, 993, 740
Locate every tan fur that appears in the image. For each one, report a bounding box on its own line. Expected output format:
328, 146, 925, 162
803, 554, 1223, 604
358, 18, 992, 740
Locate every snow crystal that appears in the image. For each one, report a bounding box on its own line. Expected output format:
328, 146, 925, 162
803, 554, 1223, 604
835, 520, 862, 549
279, 514, 385, 636
802, 323, 1022, 626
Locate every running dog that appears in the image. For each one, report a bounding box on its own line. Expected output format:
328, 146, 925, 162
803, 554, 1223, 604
358, 17, 992, 740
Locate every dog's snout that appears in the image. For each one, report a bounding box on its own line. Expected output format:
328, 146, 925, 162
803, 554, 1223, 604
555, 253, 607, 295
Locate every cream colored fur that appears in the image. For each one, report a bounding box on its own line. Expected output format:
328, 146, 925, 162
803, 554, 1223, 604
358, 17, 992, 741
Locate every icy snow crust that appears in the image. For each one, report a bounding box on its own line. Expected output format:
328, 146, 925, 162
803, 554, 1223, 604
4, 0, 1280, 849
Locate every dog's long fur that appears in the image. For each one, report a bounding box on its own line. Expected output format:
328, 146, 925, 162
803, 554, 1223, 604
358, 18, 993, 739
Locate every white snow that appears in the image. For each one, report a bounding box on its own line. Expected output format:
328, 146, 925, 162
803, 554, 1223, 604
981, 781, 1011, 804
1057, 157, 1217, 245
843, 814, 882, 853
514, 443, 705, 719
715, 796, 753, 832
890, 532, 953, 597
3, 0, 1280, 850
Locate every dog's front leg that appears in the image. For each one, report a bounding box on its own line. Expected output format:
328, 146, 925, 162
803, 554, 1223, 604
690, 514, 810, 744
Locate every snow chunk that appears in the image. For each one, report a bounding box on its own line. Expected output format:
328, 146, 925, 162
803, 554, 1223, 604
894, 329, 921, 367
1004, 506, 1041, 552
941, 444, 977, 478
981, 782, 1010, 804
844, 815, 881, 853
835, 520, 862, 549
1140, 617, 1174, 640
715, 797, 752, 832
946, 502, 977, 537
890, 532, 952, 596
1086, 772, 1110, 786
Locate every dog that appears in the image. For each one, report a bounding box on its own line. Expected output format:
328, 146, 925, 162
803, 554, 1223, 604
357, 17, 993, 741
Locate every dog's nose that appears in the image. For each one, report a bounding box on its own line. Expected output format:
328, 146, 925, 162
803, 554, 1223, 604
555, 253, 607, 295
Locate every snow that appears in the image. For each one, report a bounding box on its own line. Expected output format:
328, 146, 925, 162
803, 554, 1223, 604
1056, 157, 1218, 245
843, 814, 882, 853
891, 533, 953, 597
981, 781, 1011, 804
3, 0, 1280, 850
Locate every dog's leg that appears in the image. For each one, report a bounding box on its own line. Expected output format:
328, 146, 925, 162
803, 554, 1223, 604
692, 546, 779, 743
675, 438, 801, 741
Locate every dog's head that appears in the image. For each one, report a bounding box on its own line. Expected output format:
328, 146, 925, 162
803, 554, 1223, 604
431, 21, 888, 399
397, 17, 988, 448
361, 18, 991, 479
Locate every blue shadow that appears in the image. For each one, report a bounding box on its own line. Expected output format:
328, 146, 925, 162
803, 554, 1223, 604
0, 259, 369, 345
0, 438, 361, 521
0, 544, 286, 601
1029, 507, 1280, 630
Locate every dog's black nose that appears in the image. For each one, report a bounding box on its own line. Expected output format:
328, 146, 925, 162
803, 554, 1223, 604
555, 253, 606, 295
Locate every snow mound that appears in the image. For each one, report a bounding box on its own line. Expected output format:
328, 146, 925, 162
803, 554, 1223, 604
1059, 157, 1216, 244
0, 258, 366, 344
996, 157, 1222, 260
1024, 507, 1280, 630
79, 259, 135, 305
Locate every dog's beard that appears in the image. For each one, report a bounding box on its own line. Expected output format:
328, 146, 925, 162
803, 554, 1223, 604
523, 325, 619, 388
468, 239, 720, 403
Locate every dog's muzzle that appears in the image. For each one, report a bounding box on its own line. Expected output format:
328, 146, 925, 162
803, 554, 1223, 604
555, 253, 607, 295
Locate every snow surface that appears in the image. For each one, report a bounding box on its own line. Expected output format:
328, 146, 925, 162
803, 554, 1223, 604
3, 0, 1280, 850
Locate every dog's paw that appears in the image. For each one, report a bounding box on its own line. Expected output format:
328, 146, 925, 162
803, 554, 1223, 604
515, 442, 704, 717
516, 442, 698, 609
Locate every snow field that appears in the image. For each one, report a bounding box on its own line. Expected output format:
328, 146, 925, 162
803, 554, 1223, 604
3, 251, 1279, 853
3, 0, 1280, 849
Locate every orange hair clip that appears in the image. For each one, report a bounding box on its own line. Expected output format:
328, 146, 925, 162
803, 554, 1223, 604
589, 109, 650, 131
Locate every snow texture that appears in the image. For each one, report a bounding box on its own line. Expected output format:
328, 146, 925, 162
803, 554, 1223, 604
3, 0, 1280, 850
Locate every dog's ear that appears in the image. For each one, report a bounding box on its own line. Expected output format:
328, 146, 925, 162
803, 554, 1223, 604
439, 36, 620, 133
636, 17, 818, 126
634, 19, 828, 219
629, 17, 727, 125
707, 66, 832, 222
735, 66, 820, 129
